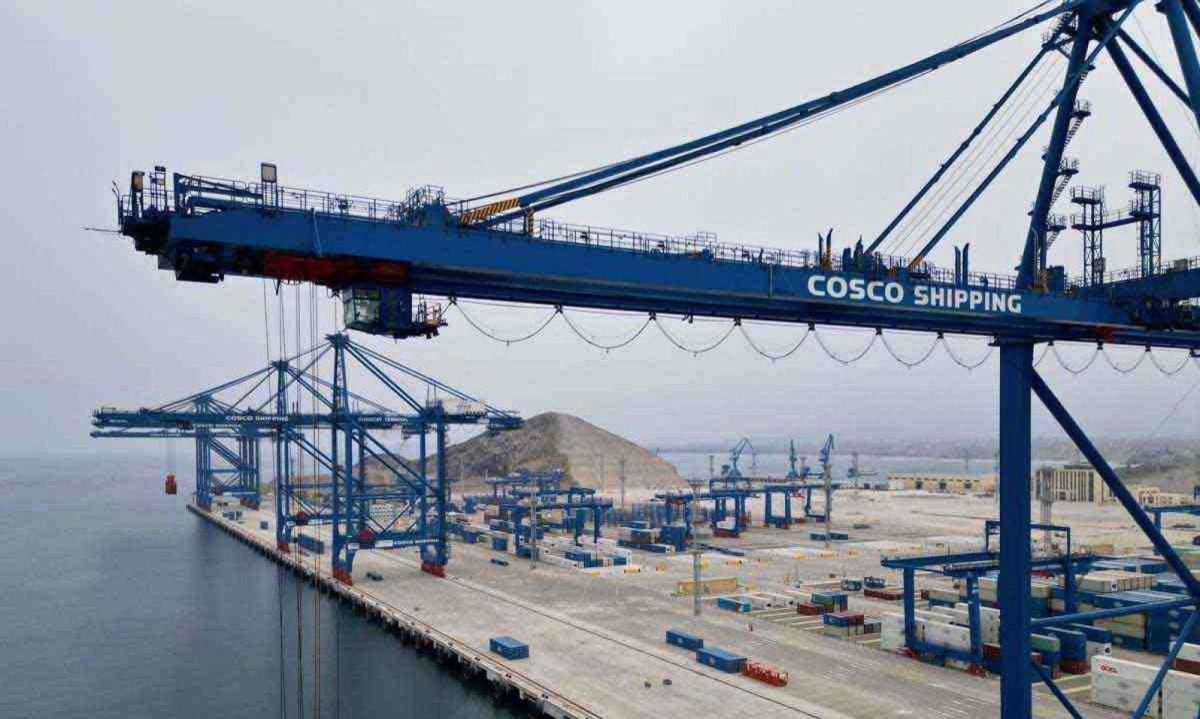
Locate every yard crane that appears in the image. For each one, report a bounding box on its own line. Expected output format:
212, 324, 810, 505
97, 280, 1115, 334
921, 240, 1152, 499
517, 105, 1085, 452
105, 1, 1200, 715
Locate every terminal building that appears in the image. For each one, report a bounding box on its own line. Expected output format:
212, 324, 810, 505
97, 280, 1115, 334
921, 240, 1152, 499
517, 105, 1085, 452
1033, 464, 1191, 506
887, 473, 995, 494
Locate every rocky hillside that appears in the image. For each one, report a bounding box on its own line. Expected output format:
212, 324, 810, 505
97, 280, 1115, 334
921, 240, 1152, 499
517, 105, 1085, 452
425, 411, 684, 493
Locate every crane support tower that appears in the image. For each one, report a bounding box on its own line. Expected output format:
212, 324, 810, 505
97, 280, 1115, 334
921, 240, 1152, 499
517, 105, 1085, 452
105, 1, 1200, 715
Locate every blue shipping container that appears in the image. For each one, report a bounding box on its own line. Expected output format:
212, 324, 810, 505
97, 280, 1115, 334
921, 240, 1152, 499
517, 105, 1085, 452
716, 597, 751, 613
696, 646, 747, 673
666, 629, 704, 650
489, 636, 529, 660
298, 535, 324, 554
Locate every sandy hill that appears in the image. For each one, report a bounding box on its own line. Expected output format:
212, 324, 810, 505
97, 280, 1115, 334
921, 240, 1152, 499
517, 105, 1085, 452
422, 411, 684, 494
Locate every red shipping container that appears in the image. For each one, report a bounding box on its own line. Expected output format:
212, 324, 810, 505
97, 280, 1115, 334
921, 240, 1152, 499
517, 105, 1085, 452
1174, 657, 1200, 675
864, 588, 904, 601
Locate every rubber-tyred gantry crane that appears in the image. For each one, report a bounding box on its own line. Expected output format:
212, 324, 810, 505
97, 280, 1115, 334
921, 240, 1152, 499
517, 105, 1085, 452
106, 1, 1200, 715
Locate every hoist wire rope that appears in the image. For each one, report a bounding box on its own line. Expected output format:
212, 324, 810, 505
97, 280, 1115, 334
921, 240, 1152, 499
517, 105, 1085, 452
274, 275, 290, 719
293, 283, 305, 719
885, 51, 1063, 257
309, 282, 322, 719
888, 53, 1066, 258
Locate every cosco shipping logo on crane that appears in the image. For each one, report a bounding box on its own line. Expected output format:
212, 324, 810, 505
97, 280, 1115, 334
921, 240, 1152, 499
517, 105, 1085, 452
806, 275, 1022, 314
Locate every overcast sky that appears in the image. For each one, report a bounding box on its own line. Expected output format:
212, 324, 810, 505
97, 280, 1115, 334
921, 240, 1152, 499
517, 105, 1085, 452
3, 0, 1199, 456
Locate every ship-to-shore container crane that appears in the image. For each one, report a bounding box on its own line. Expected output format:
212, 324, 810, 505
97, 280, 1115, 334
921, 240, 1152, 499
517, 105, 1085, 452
103, 1, 1200, 714
93, 334, 520, 582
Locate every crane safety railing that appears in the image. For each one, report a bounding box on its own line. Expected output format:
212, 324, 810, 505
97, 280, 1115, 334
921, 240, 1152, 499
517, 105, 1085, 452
1085, 254, 1200, 286
132, 173, 1025, 291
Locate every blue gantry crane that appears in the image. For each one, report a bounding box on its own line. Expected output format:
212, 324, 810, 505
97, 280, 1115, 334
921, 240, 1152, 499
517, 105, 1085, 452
785, 440, 812, 481
93, 334, 520, 583
720, 438, 755, 481
106, 1, 1200, 714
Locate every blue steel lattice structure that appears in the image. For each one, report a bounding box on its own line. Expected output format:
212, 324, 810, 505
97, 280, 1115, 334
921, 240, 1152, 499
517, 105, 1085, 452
106, 1, 1200, 715
93, 334, 521, 584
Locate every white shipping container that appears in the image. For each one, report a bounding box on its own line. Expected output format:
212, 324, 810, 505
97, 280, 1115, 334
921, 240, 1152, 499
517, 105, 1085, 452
881, 613, 906, 650
1178, 644, 1200, 663
1092, 686, 1160, 715
928, 588, 959, 603
1164, 669, 1200, 715
1092, 655, 1160, 686
539, 555, 581, 569
924, 620, 971, 651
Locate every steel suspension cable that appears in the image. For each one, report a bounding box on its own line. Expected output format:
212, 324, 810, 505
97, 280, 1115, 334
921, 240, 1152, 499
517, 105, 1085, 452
874, 42, 1059, 254
889, 54, 1066, 258
654, 317, 737, 354
449, 301, 559, 344
888, 54, 1063, 257
1101, 346, 1150, 374
942, 337, 995, 369
1148, 348, 1195, 375
812, 328, 879, 365
517, 73, 936, 220
879, 332, 942, 368
487, 0, 1084, 226
468, 0, 1066, 207
1050, 343, 1101, 374
739, 323, 812, 361
561, 311, 653, 351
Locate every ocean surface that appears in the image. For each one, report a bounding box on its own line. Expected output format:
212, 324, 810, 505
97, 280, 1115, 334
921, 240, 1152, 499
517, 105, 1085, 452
0, 454, 526, 719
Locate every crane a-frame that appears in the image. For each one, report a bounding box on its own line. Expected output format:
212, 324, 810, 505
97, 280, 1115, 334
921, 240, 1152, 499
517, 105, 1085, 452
106, 1, 1200, 716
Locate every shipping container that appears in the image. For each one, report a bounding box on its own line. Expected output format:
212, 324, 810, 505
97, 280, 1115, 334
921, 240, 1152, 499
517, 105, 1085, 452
489, 636, 529, 660
716, 597, 752, 613
696, 646, 747, 673
666, 629, 704, 650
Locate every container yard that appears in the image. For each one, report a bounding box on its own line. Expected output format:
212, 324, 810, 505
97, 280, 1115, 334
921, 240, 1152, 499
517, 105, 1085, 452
181, 478, 1200, 718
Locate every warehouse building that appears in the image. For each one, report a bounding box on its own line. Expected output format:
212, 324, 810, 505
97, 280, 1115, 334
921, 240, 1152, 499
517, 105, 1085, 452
887, 473, 995, 494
